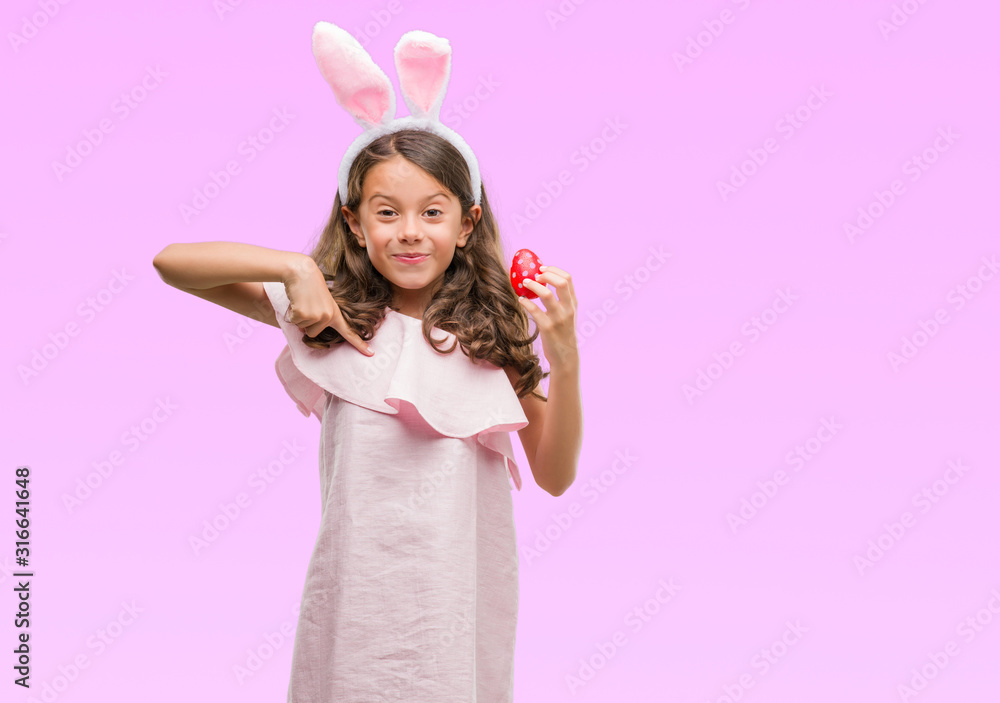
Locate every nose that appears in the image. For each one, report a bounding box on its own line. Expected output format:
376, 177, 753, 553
400, 213, 423, 241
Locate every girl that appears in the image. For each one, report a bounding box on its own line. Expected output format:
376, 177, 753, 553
152, 22, 582, 703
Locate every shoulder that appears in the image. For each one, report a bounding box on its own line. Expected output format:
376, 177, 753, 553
502, 364, 520, 391
501, 364, 546, 418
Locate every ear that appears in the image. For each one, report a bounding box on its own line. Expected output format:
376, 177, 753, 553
340, 206, 365, 244
394, 29, 451, 120
469, 205, 482, 229
312, 21, 396, 128
458, 205, 481, 246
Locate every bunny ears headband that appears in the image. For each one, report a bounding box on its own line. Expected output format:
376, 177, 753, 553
311, 21, 483, 207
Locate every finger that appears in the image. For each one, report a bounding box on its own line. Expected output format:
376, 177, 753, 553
536, 270, 567, 287
538, 265, 569, 278
298, 320, 326, 337
301, 319, 374, 356
351, 333, 375, 356
333, 319, 374, 355
518, 290, 551, 322
524, 278, 577, 324
517, 294, 539, 314
538, 266, 572, 296
334, 326, 374, 355
538, 266, 576, 306
522, 277, 557, 303
521, 277, 550, 295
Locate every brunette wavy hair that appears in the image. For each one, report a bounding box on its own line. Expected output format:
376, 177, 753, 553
299, 129, 547, 401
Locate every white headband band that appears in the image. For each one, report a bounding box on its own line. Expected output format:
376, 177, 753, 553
311, 21, 483, 207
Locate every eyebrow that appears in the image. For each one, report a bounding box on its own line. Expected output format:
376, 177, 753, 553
367, 192, 449, 204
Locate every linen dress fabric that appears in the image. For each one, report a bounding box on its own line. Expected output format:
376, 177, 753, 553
262, 281, 529, 703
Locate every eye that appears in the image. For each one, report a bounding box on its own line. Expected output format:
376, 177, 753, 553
376, 209, 396, 217
425, 209, 443, 217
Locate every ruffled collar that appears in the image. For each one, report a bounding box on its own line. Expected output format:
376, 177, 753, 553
263, 282, 529, 490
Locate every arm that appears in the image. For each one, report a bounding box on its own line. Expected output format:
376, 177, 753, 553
536, 360, 582, 496
505, 262, 584, 497
510, 361, 583, 497
152, 241, 317, 327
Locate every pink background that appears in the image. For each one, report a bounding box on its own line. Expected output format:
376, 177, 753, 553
4, 0, 1000, 701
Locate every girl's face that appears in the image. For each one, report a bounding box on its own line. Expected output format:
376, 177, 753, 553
342, 155, 480, 316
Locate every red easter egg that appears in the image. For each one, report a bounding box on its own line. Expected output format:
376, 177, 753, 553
510, 248, 544, 299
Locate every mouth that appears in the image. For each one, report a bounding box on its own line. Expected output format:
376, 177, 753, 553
392, 254, 429, 264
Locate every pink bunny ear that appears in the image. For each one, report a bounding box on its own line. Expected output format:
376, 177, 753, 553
394, 30, 451, 120
312, 21, 395, 128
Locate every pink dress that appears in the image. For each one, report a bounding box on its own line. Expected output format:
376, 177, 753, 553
262, 281, 529, 703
